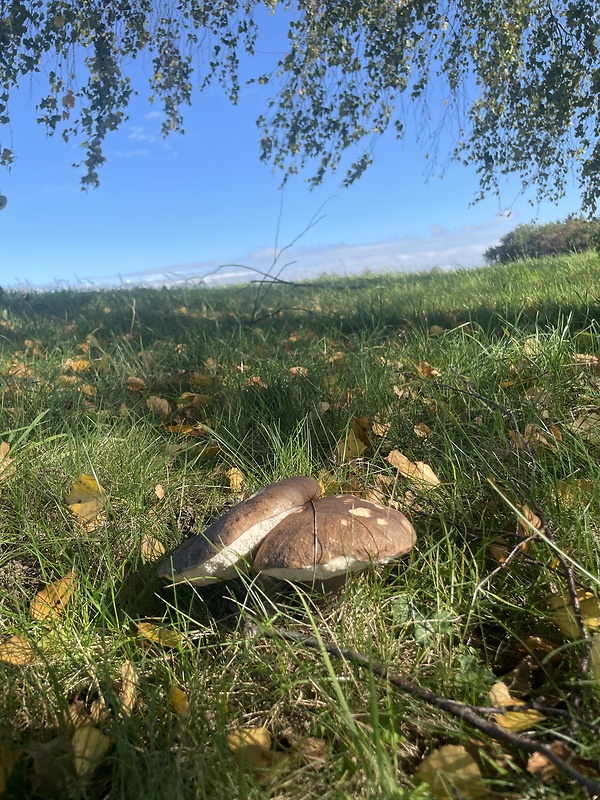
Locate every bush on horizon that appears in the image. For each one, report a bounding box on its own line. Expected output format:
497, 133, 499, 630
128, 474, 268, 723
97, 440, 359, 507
484, 215, 600, 264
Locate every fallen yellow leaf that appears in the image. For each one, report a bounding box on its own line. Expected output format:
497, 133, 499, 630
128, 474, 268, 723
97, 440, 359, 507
386, 450, 440, 488
0, 442, 15, 487
118, 661, 138, 717
140, 534, 166, 564
146, 396, 170, 418
414, 422, 432, 438
413, 744, 487, 798
0, 634, 39, 666
71, 726, 112, 777
136, 622, 181, 649
126, 376, 146, 392
488, 682, 545, 732
555, 478, 594, 506
548, 588, 600, 639
169, 686, 189, 718
155, 483, 165, 500
30, 572, 77, 621
227, 467, 245, 495
66, 474, 106, 528
227, 726, 284, 777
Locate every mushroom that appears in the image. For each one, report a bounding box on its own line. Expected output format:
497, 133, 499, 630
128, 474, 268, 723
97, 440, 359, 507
158, 476, 321, 585
252, 495, 416, 583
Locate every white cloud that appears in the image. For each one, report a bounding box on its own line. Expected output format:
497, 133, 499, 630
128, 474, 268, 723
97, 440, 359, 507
127, 125, 157, 143
86, 216, 516, 289
113, 148, 151, 158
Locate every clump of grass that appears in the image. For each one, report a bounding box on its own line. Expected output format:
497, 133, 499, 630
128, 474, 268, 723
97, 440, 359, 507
1, 253, 600, 798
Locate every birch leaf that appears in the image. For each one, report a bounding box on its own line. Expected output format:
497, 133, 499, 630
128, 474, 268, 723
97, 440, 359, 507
66, 475, 106, 529
549, 589, 600, 639
488, 682, 545, 732
30, 572, 77, 621
386, 450, 440, 488
136, 621, 181, 649
140, 534, 166, 564
413, 744, 487, 798
0, 634, 39, 666
169, 686, 189, 718
71, 726, 112, 777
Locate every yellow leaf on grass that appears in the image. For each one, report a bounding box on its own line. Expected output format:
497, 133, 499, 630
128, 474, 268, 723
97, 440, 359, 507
169, 686, 189, 718
413, 744, 487, 799
416, 361, 441, 379
63, 357, 91, 373
140, 534, 166, 564
30, 572, 77, 621
71, 726, 112, 777
177, 392, 213, 408
118, 660, 138, 717
146, 396, 170, 418
155, 483, 165, 500
136, 622, 181, 649
227, 727, 284, 776
488, 682, 545, 732
0, 634, 39, 666
386, 450, 440, 488
227, 467, 245, 494
336, 430, 367, 462
517, 505, 543, 536
414, 422, 432, 438
66, 474, 106, 528
126, 376, 146, 392
548, 588, 600, 639
0, 442, 14, 486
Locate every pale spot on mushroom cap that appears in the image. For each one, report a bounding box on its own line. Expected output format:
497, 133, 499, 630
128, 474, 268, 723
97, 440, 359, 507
349, 507, 372, 517
340, 518, 349, 526
376, 518, 388, 526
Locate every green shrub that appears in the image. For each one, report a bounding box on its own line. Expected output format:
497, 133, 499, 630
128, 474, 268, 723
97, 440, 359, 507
484, 215, 600, 264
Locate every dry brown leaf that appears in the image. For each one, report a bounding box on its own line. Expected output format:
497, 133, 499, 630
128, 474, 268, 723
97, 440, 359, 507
573, 353, 600, 373
517, 505, 543, 537
65, 699, 92, 730
414, 422, 432, 438
117, 660, 138, 717
154, 483, 165, 500
527, 741, 573, 782
413, 744, 487, 798
177, 392, 213, 408
488, 682, 545, 732
30, 572, 77, 621
65, 474, 106, 530
88, 697, 110, 726
146, 396, 170, 418
0, 634, 39, 666
568, 412, 600, 445
0, 442, 15, 488
371, 419, 391, 436
140, 534, 166, 564
136, 621, 181, 649
164, 423, 205, 437
549, 589, 600, 639
71, 726, 112, 778
289, 366, 308, 377
385, 450, 440, 488
169, 686, 189, 718
126, 376, 146, 392
416, 361, 442, 379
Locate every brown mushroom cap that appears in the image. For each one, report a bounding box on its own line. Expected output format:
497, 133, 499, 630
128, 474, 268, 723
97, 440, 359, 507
158, 476, 321, 585
253, 495, 416, 581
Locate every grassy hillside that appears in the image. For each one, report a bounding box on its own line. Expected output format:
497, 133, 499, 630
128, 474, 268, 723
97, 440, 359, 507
1, 252, 600, 798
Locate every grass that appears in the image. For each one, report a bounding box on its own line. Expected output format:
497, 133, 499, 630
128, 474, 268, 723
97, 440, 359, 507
1, 251, 600, 798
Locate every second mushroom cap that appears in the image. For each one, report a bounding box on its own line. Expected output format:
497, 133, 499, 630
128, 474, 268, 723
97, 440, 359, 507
253, 494, 416, 581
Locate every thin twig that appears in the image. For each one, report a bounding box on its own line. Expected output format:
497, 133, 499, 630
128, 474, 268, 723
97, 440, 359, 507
249, 622, 600, 796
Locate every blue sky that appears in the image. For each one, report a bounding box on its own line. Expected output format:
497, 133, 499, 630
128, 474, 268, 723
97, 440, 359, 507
0, 11, 584, 289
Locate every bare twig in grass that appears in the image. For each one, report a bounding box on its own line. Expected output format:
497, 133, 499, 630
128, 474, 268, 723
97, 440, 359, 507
248, 621, 600, 796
